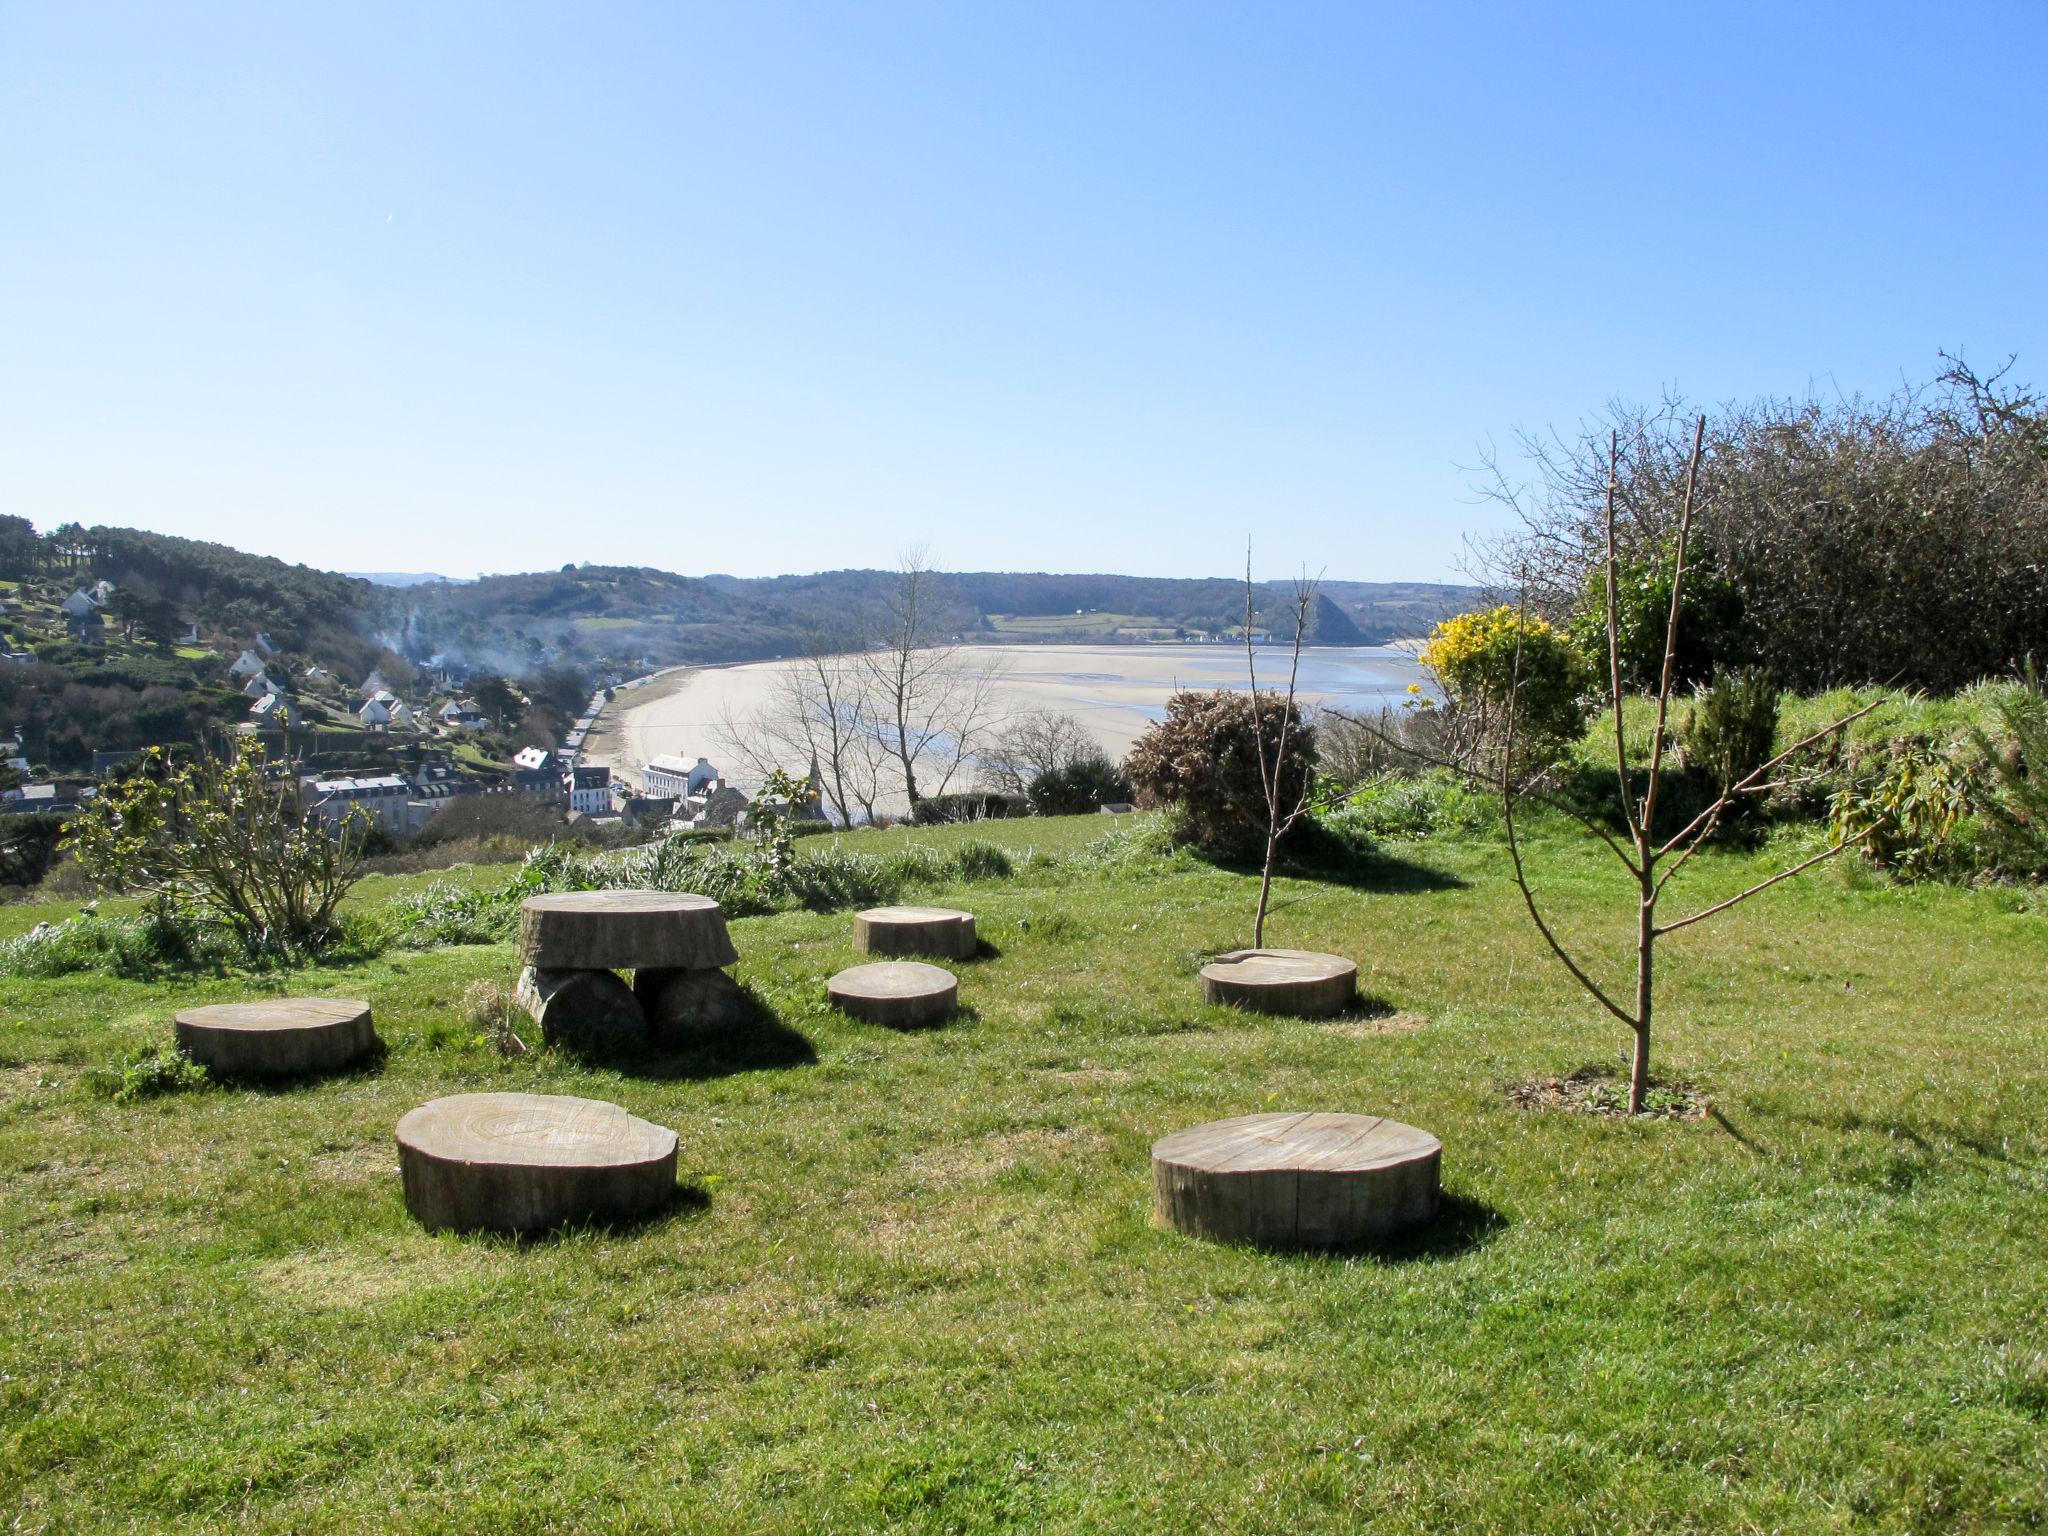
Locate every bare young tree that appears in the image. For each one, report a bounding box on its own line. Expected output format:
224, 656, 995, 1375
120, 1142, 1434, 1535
861, 550, 1006, 815
1497, 418, 1885, 1112
1244, 554, 1321, 948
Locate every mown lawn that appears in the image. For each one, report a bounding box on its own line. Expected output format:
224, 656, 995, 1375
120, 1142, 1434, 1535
1, 814, 2043, 1532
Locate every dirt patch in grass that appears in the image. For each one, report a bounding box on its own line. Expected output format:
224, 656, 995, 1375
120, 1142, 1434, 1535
1506, 1064, 1709, 1120
1320, 1012, 1427, 1039
899, 1126, 1109, 1184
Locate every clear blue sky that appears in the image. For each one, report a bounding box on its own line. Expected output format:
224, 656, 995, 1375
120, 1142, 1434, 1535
3, 2, 2042, 584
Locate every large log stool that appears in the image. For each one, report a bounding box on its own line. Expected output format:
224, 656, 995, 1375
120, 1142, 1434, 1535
173, 997, 377, 1079
397, 1091, 678, 1235
827, 961, 958, 1028
1199, 949, 1357, 1018
854, 905, 977, 960
1153, 1112, 1441, 1248
515, 890, 741, 1050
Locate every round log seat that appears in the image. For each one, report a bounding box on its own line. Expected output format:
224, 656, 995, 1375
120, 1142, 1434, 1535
396, 1091, 678, 1235
634, 966, 752, 1041
826, 960, 959, 1027
1198, 949, 1357, 1018
1153, 1111, 1441, 1248
172, 997, 376, 1079
517, 889, 739, 972
853, 905, 977, 960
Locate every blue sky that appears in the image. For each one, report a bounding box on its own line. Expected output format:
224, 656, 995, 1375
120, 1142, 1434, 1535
3, 2, 2042, 583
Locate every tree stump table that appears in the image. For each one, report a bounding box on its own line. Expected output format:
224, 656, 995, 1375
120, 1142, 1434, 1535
1153, 1112, 1441, 1248
827, 961, 958, 1027
515, 890, 741, 1049
172, 997, 377, 1079
397, 1091, 678, 1234
1199, 949, 1357, 1018
854, 905, 977, 960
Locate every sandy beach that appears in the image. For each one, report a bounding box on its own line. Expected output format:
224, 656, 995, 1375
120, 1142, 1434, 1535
588, 643, 1427, 805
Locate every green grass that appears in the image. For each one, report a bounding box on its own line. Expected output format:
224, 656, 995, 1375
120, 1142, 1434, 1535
2, 814, 2045, 1531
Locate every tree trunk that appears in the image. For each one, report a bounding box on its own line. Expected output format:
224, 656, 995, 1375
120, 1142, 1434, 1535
1253, 834, 1278, 947
1633, 880, 1655, 1114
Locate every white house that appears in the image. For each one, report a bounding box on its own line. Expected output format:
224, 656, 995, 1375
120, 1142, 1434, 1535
249, 693, 293, 729
439, 699, 487, 730
359, 693, 394, 729
302, 774, 412, 833
360, 669, 389, 699
568, 764, 612, 815
59, 589, 99, 620
243, 673, 281, 699
641, 753, 721, 799
389, 701, 420, 731
252, 632, 275, 657
229, 649, 266, 679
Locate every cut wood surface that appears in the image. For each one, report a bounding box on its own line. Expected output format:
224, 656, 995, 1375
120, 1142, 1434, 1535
518, 889, 740, 972
396, 1091, 679, 1235
854, 905, 978, 960
172, 997, 377, 1079
515, 967, 647, 1054
827, 960, 959, 1027
1152, 1111, 1441, 1248
1199, 949, 1357, 1017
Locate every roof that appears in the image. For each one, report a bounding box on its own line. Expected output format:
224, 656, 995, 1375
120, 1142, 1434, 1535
646, 753, 712, 774
311, 775, 408, 795
512, 746, 551, 770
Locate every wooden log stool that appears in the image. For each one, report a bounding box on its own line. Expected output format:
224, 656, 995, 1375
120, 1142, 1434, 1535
397, 1091, 678, 1235
172, 997, 377, 1080
1198, 949, 1357, 1018
826, 960, 958, 1028
854, 905, 977, 960
1152, 1111, 1441, 1248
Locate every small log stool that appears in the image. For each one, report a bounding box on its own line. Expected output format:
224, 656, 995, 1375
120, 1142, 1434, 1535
1153, 1111, 1441, 1248
515, 890, 742, 1048
854, 905, 977, 960
173, 997, 377, 1079
827, 961, 958, 1027
397, 1091, 678, 1234
1199, 949, 1357, 1018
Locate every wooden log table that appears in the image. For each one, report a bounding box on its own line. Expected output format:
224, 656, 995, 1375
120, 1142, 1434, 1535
826, 961, 959, 1027
518, 890, 739, 972
1152, 1111, 1441, 1248
854, 906, 978, 960
1198, 949, 1357, 1018
397, 1091, 678, 1235
173, 997, 377, 1079
515, 890, 741, 1048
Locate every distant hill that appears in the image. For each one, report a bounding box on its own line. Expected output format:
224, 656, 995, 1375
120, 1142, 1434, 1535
349, 571, 469, 588
382, 566, 1480, 675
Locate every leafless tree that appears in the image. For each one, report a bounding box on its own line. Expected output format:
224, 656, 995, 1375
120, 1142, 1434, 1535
1245, 554, 1321, 948
717, 626, 885, 827
978, 709, 1096, 796
1495, 419, 1886, 1111
860, 550, 1007, 814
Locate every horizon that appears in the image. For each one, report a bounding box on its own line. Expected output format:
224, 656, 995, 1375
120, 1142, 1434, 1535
5, 4, 2044, 582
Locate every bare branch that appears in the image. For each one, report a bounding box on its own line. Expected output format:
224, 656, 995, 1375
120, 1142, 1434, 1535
1655, 830, 1873, 936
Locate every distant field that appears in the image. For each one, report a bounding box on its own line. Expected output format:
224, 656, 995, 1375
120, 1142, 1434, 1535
985, 611, 1158, 635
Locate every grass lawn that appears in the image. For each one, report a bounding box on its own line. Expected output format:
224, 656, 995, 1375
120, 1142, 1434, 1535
1, 814, 2044, 1531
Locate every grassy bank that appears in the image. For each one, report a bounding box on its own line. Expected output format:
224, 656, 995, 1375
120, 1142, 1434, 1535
1, 814, 2043, 1531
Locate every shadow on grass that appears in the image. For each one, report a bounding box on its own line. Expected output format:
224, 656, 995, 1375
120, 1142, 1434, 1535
970, 938, 1004, 962
1202, 842, 1468, 897
1246, 1192, 1506, 1266
504, 1181, 713, 1246
603, 984, 818, 1082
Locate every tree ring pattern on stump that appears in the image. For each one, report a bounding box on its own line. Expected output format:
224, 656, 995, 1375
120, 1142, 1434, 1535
826, 960, 959, 1027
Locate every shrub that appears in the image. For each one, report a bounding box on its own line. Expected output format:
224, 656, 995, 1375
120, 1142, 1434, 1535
460, 978, 527, 1057
910, 792, 1030, 825
952, 839, 1014, 881
0, 903, 246, 980
64, 745, 367, 959
1324, 769, 1494, 842
1830, 740, 1980, 881
1569, 551, 1752, 692
1028, 754, 1133, 816
1124, 690, 1316, 856
1418, 606, 1589, 759
1682, 666, 1781, 805
91, 1043, 211, 1105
